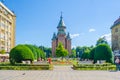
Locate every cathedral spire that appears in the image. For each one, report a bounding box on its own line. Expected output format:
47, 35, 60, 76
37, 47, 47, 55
57, 12, 66, 27
57, 13, 66, 35
52, 32, 56, 41
67, 32, 71, 40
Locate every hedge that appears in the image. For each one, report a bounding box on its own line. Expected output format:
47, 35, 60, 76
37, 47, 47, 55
73, 63, 116, 70
0, 63, 53, 70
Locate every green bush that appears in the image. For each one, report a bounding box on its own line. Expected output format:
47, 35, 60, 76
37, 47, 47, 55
73, 63, 116, 70
33, 46, 45, 59
25, 44, 38, 60
9, 45, 34, 64
0, 63, 53, 70
94, 44, 114, 63
0, 65, 52, 70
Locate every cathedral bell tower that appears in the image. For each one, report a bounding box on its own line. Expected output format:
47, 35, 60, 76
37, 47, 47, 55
52, 14, 71, 57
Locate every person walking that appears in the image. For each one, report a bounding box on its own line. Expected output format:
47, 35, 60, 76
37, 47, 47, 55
115, 57, 120, 71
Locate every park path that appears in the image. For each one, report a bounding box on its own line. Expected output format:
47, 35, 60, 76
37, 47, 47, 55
53, 65, 73, 71
0, 65, 120, 80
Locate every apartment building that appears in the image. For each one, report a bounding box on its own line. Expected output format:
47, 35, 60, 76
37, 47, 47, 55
0, 2, 16, 53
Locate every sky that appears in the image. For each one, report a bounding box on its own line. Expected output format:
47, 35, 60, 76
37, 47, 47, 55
3, 0, 120, 48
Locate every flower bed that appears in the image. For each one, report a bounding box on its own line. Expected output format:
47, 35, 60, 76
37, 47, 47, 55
52, 61, 72, 65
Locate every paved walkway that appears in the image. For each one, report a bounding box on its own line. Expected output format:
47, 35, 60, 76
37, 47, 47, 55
0, 65, 120, 80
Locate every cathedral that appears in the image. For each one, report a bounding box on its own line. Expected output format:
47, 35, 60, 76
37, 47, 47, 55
52, 15, 71, 57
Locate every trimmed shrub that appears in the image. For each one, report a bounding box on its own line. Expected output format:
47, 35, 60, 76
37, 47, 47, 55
94, 44, 114, 63
0, 64, 53, 70
73, 63, 116, 70
33, 46, 45, 59
25, 44, 37, 60
9, 45, 34, 64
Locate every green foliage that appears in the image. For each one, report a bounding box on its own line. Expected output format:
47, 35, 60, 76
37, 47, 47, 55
94, 44, 114, 63
56, 42, 68, 58
25, 44, 37, 60
69, 49, 76, 58
0, 63, 53, 70
11, 44, 45, 64
96, 37, 108, 46
34, 45, 45, 59
89, 47, 96, 60
76, 46, 83, 58
76, 46, 93, 59
39, 46, 52, 58
73, 63, 116, 70
81, 48, 90, 59
0, 50, 5, 54
9, 45, 34, 64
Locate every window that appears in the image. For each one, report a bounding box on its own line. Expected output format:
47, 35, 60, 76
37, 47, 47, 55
115, 28, 118, 32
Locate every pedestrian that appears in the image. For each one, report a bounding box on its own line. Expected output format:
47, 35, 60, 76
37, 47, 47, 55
47, 57, 52, 64
115, 57, 120, 71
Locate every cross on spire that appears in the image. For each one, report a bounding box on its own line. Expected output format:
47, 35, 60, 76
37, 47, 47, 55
60, 11, 63, 19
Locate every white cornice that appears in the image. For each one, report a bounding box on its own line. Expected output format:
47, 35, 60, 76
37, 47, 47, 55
0, 2, 15, 16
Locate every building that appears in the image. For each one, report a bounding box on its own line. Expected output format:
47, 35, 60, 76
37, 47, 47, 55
0, 2, 16, 53
52, 15, 71, 57
111, 17, 120, 57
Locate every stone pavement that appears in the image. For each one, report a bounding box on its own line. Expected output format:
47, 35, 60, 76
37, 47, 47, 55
0, 65, 120, 80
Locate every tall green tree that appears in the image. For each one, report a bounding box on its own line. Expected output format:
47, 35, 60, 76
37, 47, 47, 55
96, 37, 108, 46
94, 44, 114, 63
81, 48, 90, 60
34, 45, 45, 59
56, 42, 68, 59
89, 47, 96, 60
76, 46, 83, 58
69, 48, 76, 58
39, 46, 52, 58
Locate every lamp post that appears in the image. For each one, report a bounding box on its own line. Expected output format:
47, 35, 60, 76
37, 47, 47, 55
77, 52, 79, 60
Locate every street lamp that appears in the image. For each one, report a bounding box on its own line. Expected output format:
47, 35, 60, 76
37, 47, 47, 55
77, 52, 79, 60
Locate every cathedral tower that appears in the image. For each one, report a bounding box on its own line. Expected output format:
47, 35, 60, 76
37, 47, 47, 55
52, 14, 71, 57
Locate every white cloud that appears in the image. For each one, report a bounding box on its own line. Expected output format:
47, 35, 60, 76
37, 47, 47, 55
89, 28, 96, 32
72, 46, 76, 48
24, 41, 29, 44
101, 33, 111, 42
70, 34, 80, 39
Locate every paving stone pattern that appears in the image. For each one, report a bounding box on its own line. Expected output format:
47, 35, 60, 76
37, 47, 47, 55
0, 66, 120, 80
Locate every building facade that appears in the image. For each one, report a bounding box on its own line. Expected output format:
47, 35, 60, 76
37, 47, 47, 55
0, 2, 16, 53
52, 15, 71, 57
111, 17, 120, 57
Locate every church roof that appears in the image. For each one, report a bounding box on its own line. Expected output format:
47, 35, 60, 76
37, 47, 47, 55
52, 33, 57, 41
67, 33, 71, 40
111, 17, 120, 29
57, 14, 66, 28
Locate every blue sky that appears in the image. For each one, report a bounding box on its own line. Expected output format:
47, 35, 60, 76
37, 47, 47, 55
3, 0, 120, 47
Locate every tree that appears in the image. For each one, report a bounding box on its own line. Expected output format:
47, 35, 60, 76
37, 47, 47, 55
56, 42, 68, 59
33, 45, 45, 60
76, 46, 83, 58
81, 48, 90, 60
89, 47, 96, 60
96, 37, 108, 46
9, 45, 34, 64
94, 44, 114, 63
39, 46, 52, 58
25, 44, 37, 60
69, 48, 76, 58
